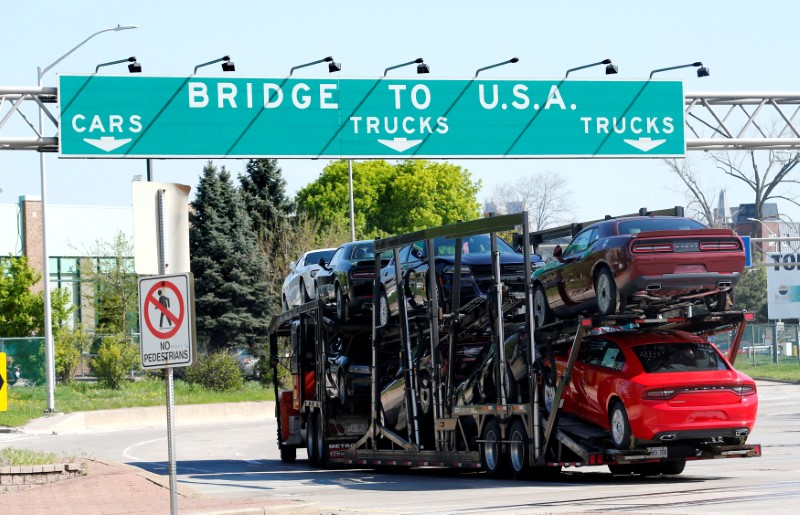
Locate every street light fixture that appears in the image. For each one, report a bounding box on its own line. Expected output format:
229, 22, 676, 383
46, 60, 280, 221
37, 24, 139, 415
290, 56, 341, 76
95, 56, 142, 73
747, 217, 779, 253
194, 55, 235, 74
475, 57, 519, 77
384, 57, 429, 76
565, 58, 617, 78
649, 61, 709, 79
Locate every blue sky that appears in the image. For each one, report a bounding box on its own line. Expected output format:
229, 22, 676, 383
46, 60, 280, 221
2, 0, 798, 224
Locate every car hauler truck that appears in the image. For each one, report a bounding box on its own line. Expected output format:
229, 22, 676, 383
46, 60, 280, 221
269, 211, 761, 477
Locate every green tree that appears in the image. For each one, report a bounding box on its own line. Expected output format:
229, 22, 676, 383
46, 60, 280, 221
296, 160, 481, 237
79, 233, 138, 336
0, 256, 43, 337
190, 162, 270, 353
239, 159, 294, 242
733, 267, 768, 321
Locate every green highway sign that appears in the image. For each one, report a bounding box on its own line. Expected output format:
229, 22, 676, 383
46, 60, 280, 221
58, 75, 685, 158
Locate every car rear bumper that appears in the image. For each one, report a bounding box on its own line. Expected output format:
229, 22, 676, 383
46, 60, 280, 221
632, 398, 757, 442
621, 271, 741, 299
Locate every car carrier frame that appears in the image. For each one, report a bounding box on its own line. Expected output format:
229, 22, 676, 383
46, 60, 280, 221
269, 211, 761, 478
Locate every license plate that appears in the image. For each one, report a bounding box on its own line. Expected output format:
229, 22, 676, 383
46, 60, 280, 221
648, 446, 668, 458
347, 423, 367, 434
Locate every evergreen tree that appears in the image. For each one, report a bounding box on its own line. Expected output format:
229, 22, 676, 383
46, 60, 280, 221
190, 162, 270, 353
239, 159, 294, 242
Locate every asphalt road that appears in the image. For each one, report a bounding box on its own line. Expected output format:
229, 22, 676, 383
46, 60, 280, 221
3, 380, 799, 514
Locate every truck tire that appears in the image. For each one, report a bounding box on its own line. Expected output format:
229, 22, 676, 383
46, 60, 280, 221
594, 267, 618, 316
315, 411, 330, 468
533, 284, 554, 327
481, 419, 507, 478
609, 400, 632, 449
280, 446, 297, 463
306, 412, 319, 466
507, 419, 529, 479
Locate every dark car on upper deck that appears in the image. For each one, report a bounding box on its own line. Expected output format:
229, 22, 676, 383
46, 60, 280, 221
531, 216, 745, 326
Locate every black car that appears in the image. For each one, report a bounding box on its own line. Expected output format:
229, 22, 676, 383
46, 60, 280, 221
376, 234, 544, 325
316, 240, 390, 323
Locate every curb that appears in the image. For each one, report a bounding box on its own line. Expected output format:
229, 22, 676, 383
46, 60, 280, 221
19, 401, 277, 435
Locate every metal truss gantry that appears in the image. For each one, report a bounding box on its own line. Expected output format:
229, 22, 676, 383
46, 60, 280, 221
2, 87, 800, 153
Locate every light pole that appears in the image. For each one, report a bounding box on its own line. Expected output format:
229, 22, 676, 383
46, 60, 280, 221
475, 57, 519, 77
384, 57, 429, 76
37, 24, 138, 414
747, 217, 779, 252
193, 55, 235, 74
650, 61, 709, 79
290, 56, 341, 76
565, 58, 617, 77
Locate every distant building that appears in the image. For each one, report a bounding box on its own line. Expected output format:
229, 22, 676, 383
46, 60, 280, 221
0, 196, 133, 332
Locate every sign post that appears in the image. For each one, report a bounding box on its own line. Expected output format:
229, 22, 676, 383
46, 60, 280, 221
59, 75, 685, 158
136, 184, 195, 515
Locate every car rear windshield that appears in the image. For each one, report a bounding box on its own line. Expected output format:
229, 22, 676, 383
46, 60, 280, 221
306, 249, 335, 265
432, 234, 517, 256
617, 218, 706, 234
632, 342, 729, 373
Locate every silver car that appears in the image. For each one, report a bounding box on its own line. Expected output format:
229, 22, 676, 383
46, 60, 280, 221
281, 248, 336, 310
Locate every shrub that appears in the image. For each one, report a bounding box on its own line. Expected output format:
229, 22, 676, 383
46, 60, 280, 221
55, 328, 89, 384
91, 335, 138, 389
184, 352, 244, 391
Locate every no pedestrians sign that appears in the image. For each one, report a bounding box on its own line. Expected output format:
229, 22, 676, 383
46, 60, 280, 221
138, 273, 196, 369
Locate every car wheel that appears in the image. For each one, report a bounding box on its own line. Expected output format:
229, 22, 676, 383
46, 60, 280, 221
481, 419, 507, 478
306, 411, 318, 466
338, 373, 349, 408
378, 289, 390, 327
533, 284, 554, 327
507, 419, 529, 479
595, 267, 618, 316
280, 446, 297, 463
335, 284, 348, 323
661, 459, 686, 475
609, 400, 632, 449
418, 372, 433, 416
542, 376, 557, 414
704, 290, 728, 312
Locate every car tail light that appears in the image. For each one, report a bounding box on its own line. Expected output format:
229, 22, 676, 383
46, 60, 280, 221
731, 384, 757, 396
632, 242, 674, 253
699, 241, 741, 251
643, 388, 679, 400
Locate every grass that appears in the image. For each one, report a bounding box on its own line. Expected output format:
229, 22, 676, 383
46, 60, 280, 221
733, 356, 800, 382
1, 378, 275, 428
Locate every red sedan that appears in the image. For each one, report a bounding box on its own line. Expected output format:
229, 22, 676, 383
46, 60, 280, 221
544, 329, 758, 449
532, 216, 745, 326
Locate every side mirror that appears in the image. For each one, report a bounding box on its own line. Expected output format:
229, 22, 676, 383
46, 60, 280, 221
553, 245, 564, 262
289, 261, 296, 271
318, 257, 327, 268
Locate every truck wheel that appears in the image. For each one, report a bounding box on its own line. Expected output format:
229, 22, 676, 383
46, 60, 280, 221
661, 459, 686, 475
609, 400, 632, 449
607, 464, 633, 475
280, 446, 297, 463
595, 268, 618, 316
315, 411, 329, 468
481, 419, 507, 478
507, 420, 529, 479
533, 284, 554, 327
306, 412, 319, 466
